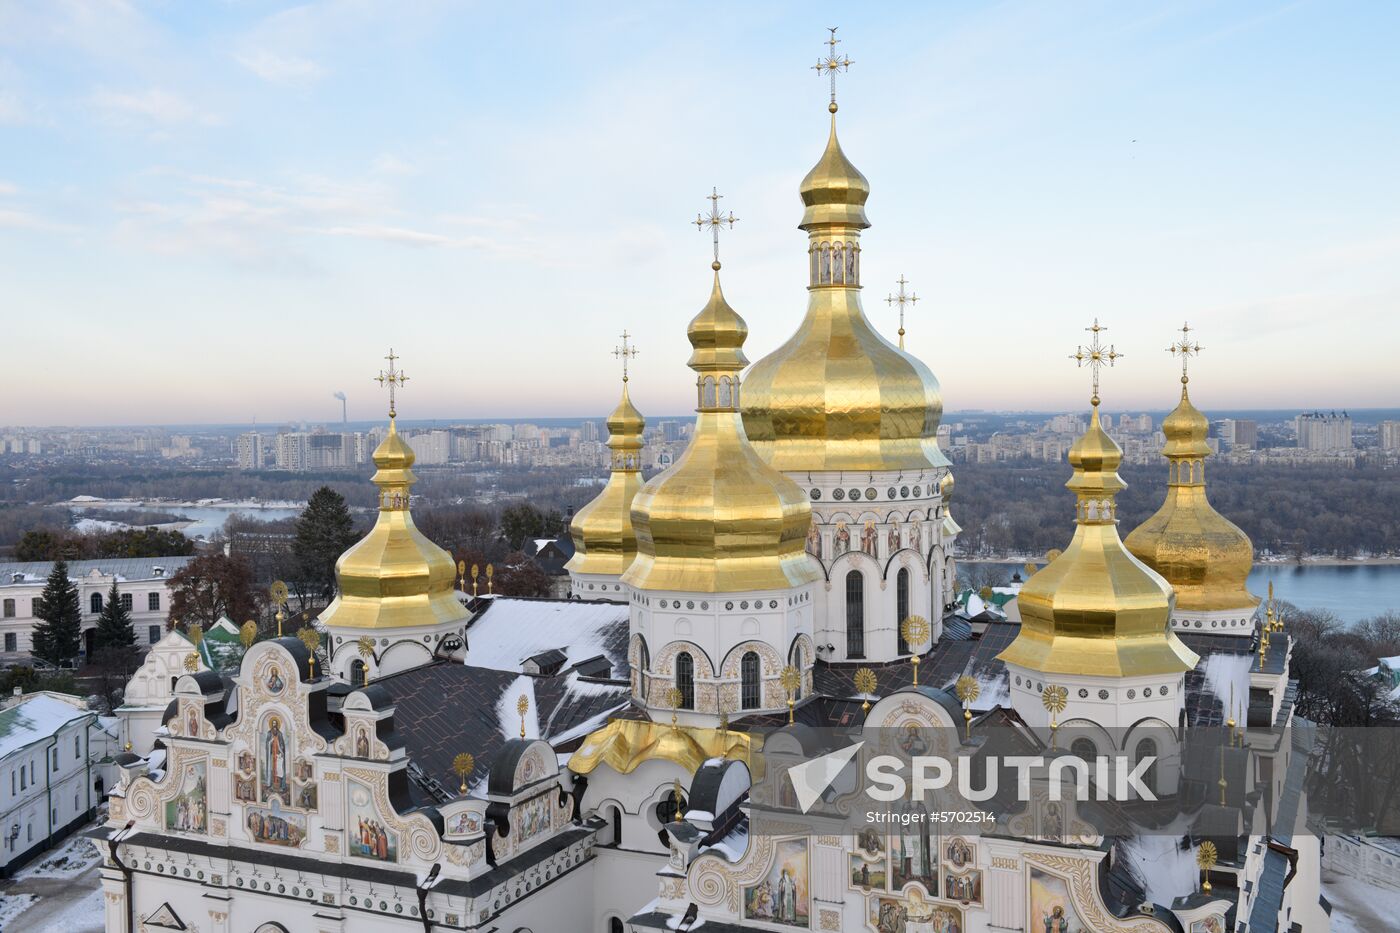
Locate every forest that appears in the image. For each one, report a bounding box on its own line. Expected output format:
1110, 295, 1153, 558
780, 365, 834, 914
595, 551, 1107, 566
950, 460, 1400, 560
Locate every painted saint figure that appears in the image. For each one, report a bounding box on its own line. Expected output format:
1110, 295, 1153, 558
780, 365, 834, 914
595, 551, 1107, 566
262, 716, 289, 800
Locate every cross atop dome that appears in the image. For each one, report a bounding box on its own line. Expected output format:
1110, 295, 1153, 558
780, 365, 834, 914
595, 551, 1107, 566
812, 26, 852, 112
1168, 322, 1203, 384
693, 187, 738, 270
374, 348, 408, 418
886, 274, 919, 349
1069, 319, 1122, 407
613, 330, 638, 383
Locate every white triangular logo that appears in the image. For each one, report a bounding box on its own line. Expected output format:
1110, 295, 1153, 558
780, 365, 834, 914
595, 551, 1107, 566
787, 741, 863, 814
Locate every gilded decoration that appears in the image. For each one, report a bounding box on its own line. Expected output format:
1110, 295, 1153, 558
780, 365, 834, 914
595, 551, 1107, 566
569, 719, 756, 777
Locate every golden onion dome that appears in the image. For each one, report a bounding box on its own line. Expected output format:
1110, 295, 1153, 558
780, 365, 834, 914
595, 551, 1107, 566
319, 418, 468, 630
799, 116, 871, 230
939, 470, 960, 536
742, 114, 948, 474
940, 471, 955, 499
1125, 380, 1258, 612
566, 380, 647, 578
623, 271, 820, 593
998, 404, 1198, 677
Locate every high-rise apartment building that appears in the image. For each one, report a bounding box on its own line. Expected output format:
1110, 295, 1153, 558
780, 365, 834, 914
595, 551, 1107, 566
1296, 411, 1353, 450
1380, 420, 1400, 451
1219, 419, 1258, 449
235, 432, 265, 469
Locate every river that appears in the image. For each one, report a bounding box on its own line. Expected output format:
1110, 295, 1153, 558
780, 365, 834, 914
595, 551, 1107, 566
973, 561, 1398, 625
71, 502, 304, 541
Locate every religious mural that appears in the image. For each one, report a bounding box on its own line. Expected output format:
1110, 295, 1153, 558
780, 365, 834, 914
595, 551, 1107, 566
164, 761, 207, 834
1190, 917, 1226, 933
869, 890, 963, 933
942, 869, 982, 905
354, 724, 371, 758
850, 853, 886, 890
835, 522, 850, 555
891, 804, 935, 892
293, 759, 318, 810
861, 520, 879, 557
512, 791, 552, 847
265, 664, 286, 694
447, 810, 482, 836
943, 837, 974, 870
1030, 868, 1086, 933
742, 837, 808, 928
348, 778, 398, 862
246, 799, 307, 847
260, 714, 291, 802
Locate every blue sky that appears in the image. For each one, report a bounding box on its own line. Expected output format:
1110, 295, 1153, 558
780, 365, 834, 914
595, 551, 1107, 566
2, 1, 1397, 426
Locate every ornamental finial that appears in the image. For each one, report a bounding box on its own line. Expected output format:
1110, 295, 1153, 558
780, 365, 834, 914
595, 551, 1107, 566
886, 275, 919, 349
812, 27, 852, 113
693, 187, 738, 270
375, 348, 408, 419
613, 330, 639, 383
1167, 322, 1203, 385
1069, 318, 1122, 407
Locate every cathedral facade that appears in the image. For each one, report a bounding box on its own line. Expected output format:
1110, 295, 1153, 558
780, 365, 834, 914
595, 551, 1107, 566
95, 30, 1326, 933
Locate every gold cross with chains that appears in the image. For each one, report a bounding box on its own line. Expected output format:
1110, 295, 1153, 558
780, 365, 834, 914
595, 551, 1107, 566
613, 330, 638, 383
886, 275, 919, 349
1069, 319, 1122, 407
813, 27, 852, 112
693, 187, 738, 269
374, 348, 408, 418
1167, 322, 1203, 384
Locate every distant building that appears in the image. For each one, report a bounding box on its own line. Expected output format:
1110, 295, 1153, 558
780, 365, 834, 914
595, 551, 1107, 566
1219, 418, 1258, 449
1381, 420, 1400, 452
235, 431, 265, 469
0, 692, 106, 876
0, 557, 192, 660
1296, 411, 1353, 450
406, 430, 452, 465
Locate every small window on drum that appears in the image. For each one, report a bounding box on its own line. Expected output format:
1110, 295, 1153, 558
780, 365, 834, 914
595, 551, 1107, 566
741, 651, 760, 709
1070, 738, 1097, 764
676, 652, 695, 709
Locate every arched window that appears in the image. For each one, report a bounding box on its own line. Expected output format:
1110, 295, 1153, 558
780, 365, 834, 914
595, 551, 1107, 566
701, 377, 717, 409
609, 805, 623, 847
741, 651, 760, 709
90, 592, 103, 614
897, 567, 911, 654
845, 571, 865, 658
676, 652, 695, 709
1070, 738, 1097, 765
832, 243, 844, 283
636, 638, 650, 699
349, 659, 367, 686
821, 244, 832, 283
846, 241, 857, 282
1134, 737, 1158, 793
718, 376, 732, 408
810, 246, 819, 285
611, 918, 626, 933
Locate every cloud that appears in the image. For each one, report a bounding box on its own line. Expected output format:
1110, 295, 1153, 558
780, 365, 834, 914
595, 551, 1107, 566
92, 87, 219, 126
235, 50, 325, 84
322, 224, 457, 247
0, 181, 17, 196
0, 208, 70, 233
0, 90, 28, 124
372, 154, 417, 176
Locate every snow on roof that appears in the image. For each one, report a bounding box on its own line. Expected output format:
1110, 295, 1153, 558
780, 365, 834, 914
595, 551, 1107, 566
548, 701, 630, 747
1118, 828, 1197, 907
497, 674, 540, 741
1202, 651, 1254, 722
0, 556, 194, 585
463, 598, 628, 678
1379, 656, 1400, 670
0, 694, 92, 759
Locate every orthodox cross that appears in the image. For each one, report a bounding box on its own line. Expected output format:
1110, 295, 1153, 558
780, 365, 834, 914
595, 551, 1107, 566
1069, 318, 1122, 407
1167, 322, 1202, 384
694, 187, 737, 269
613, 330, 639, 383
375, 348, 408, 418
885, 275, 919, 349
813, 26, 852, 112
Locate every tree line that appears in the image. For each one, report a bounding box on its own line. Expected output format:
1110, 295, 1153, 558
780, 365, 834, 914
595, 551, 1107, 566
951, 461, 1400, 559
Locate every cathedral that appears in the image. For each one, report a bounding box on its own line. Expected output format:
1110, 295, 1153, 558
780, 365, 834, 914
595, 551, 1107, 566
95, 30, 1325, 933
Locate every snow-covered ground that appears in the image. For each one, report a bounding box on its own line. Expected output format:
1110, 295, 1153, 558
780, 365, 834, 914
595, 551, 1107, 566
1321, 867, 1400, 933
26, 885, 103, 933
0, 893, 38, 930
14, 833, 101, 880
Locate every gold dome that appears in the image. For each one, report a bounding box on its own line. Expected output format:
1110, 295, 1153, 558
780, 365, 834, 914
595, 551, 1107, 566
998, 405, 1198, 677
623, 271, 820, 593
939, 471, 961, 536
799, 116, 870, 230
319, 418, 468, 630
1125, 380, 1258, 612
567, 381, 647, 578
742, 114, 948, 474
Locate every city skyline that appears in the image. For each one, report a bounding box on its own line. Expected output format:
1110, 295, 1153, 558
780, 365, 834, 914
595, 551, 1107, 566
3, 3, 1399, 426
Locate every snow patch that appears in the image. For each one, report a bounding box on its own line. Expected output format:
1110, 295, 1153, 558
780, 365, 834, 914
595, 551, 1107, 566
1201, 652, 1254, 723
497, 675, 539, 741
14, 832, 100, 880
1118, 831, 1197, 907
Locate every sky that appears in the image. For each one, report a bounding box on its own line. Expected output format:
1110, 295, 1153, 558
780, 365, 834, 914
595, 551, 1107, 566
2, 1, 1398, 427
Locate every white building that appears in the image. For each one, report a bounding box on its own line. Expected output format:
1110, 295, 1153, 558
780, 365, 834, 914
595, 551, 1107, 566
235, 432, 265, 470
0, 692, 106, 876
116, 629, 210, 757
0, 557, 192, 661
1296, 411, 1353, 450
1380, 420, 1400, 452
